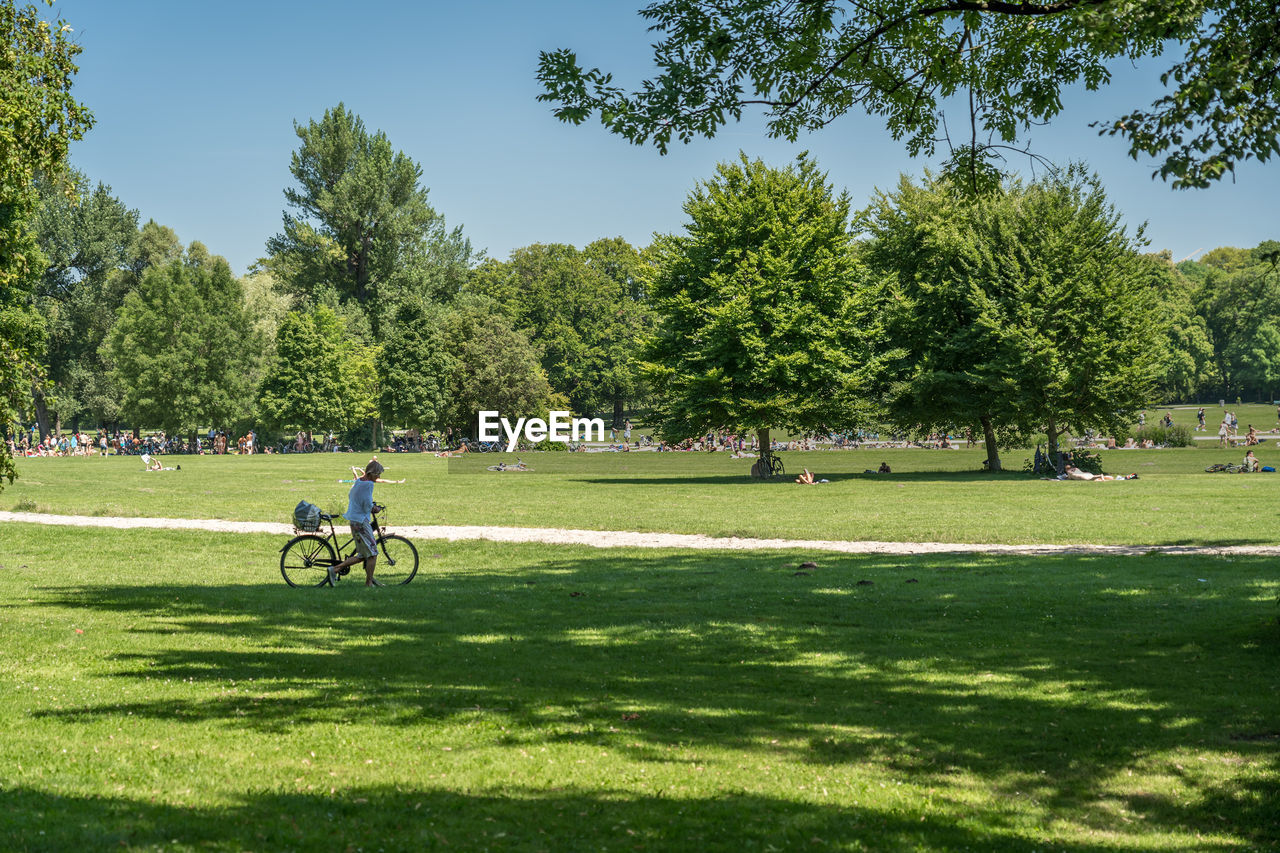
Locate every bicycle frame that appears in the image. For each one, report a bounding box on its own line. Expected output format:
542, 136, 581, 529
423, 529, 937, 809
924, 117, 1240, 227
311, 504, 397, 565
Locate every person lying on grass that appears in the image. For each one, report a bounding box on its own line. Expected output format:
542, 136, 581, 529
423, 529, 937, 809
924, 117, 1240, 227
435, 442, 470, 457
139, 453, 178, 471
1062, 465, 1137, 481
328, 458, 388, 587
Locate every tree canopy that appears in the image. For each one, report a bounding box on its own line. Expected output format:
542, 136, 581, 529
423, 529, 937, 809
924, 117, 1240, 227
265, 103, 474, 334
1184, 242, 1280, 400
31, 171, 139, 430
643, 153, 867, 448
376, 297, 454, 433
859, 166, 1165, 465
442, 298, 554, 438
255, 306, 376, 436
103, 255, 257, 436
538, 0, 1280, 188
464, 238, 654, 420
1, 0, 93, 486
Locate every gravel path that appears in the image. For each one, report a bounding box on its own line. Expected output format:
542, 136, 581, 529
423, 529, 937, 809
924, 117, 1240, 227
2, 510, 1274, 556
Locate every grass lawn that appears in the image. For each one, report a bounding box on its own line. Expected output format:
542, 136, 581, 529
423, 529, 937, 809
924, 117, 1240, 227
7, 445, 1280, 545
2, 523, 1277, 851
1157, 403, 1280, 436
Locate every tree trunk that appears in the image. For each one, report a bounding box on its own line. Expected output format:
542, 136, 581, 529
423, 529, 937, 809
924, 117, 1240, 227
750, 428, 772, 478
612, 398, 625, 429
31, 384, 50, 440
1046, 414, 1061, 473
980, 416, 1001, 472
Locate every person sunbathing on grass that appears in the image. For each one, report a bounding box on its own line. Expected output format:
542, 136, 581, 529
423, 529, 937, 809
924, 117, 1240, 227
1062, 465, 1137, 481
140, 452, 178, 472
488, 458, 531, 472
1244, 450, 1260, 472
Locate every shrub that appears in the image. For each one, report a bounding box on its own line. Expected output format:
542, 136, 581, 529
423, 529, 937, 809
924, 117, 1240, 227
1133, 425, 1191, 447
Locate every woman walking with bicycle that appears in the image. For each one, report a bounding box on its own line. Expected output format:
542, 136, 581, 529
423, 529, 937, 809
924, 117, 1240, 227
327, 458, 387, 587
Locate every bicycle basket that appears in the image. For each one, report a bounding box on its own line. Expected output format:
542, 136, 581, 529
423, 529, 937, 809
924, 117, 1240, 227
293, 500, 322, 532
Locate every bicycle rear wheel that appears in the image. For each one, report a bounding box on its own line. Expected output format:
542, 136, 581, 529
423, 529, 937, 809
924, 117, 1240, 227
280, 535, 336, 587
376, 534, 419, 585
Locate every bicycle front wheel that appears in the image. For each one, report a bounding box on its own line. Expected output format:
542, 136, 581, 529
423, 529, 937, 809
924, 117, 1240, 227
376, 534, 419, 585
280, 534, 336, 587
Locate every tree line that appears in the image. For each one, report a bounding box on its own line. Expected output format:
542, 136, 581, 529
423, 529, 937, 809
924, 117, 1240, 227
7, 0, 1280, 490
11, 103, 1280, 470
16, 104, 656, 449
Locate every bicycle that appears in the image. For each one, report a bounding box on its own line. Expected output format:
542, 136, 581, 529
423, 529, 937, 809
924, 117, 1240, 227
279, 502, 419, 587
750, 447, 785, 479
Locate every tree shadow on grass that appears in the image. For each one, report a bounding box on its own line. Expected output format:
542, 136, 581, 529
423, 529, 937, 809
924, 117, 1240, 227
24, 546, 1280, 849
574, 469, 1016, 487
1, 784, 1137, 852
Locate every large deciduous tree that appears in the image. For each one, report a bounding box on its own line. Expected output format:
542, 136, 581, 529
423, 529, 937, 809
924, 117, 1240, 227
1142, 252, 1215, 402
265, 103, 473, 333
1188, 242, 1280, 400
442, 298, 553, 438
103, 253, 257, 437
860, 167, 1164, 466
255, 306, 377, 437
538, 0, 1280, 189
643, 153, 866, 452
31, 170, 139, 431
464, 238, 654, 421
376, 297, 454, 433
1, 0, 93, 487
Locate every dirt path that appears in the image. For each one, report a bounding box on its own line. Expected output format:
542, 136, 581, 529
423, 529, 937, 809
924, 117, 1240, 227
2, 510, 1274, 557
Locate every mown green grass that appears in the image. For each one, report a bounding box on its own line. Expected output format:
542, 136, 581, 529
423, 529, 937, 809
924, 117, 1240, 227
7, 446, 1280, 545
2, 523, 1276, 851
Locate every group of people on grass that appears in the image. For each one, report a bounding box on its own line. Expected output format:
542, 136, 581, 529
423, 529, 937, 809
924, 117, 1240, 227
6, 427, 268, 457
7, 431, 94, 457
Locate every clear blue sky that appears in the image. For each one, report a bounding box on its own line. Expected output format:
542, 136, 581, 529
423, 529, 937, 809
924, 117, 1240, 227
52, 0, 1280, 275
